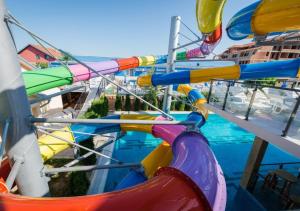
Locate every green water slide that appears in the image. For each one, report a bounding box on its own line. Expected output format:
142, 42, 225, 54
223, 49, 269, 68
23, 66, 73, 96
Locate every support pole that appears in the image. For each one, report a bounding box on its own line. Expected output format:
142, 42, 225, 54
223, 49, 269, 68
44, 163, 141, 175
207, 80, 214, 104
240, 136, 268, 191
245, 86, 257, 120
163, 16, 181, 114
0, 0, 49, 196
282, 95, 300, 136
222, 81, 231, 110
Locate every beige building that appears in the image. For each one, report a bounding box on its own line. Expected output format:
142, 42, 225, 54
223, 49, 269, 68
220, 33, 300, 64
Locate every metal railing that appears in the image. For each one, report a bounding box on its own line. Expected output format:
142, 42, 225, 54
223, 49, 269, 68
205, 79, 300, 138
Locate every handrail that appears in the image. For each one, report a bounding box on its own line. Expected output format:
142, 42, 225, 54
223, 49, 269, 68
206, 79, 300, 137
212, 79, 300, 93
260, 161, 300, 167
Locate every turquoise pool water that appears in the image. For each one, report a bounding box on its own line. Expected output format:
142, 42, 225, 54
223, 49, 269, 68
104, 113, 300, 209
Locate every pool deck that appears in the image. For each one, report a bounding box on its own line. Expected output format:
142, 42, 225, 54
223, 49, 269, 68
206, 104, 300, 159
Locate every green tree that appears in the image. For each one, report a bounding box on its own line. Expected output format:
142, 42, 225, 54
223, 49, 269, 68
141, 96, 149, 110
185, 102, 192, 111
175, 98, 185, 111
125, 94, 131, 111
102, 96, 109, 116
70, 171, 89, 196
171, 101, 176, 111
134, 97, 140, 111
115, 95, 122, 111
61, 55, 72, 64
144, 87, 158, 110
37, 62, 48, 69
79, 138, 96, 165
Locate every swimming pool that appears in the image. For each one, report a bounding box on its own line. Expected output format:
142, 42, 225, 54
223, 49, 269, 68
104, 113, 300, 209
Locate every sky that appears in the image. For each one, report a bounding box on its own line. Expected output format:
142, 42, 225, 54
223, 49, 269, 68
7, 0, 258, 57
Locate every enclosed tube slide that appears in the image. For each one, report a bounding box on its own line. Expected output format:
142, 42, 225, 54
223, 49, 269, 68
226, 0, 300, 40
0, 111, 226, 211
23, 51, 209, 96
4, 0, 231, 209
22, 0, 228, 96
195, 0, 226, 55
137, 58, 300, 87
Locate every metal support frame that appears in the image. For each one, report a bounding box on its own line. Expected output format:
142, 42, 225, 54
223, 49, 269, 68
282, 95, 300, 136
64, 139, 115, 168
61, 50, 174, 120
207, 80, 214, 104
44, 163, 141, 175
38, 128, 120, 163
32, 117, 196, 126
6, 16, 174, 120
173, 37, 202, 51
37, 126, 115, 139
18, 55, 37, 69
6, 158, 23, 191
222, 81, 231, 110
245, 86, 258, 121
0, 0, 49, 196
29, 85, 85, 104
163, 16, 181, 114
0, 119, 9, 167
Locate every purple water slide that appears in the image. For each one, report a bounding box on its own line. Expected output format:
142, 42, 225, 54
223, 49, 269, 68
170, 131, 227, 211
69, 61, 119, 82
89, 60, 119, 78
152, 115, 226, 210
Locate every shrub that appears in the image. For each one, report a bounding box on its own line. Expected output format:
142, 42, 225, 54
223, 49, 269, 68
70, 171, 89, 196
103, 96, 109, 115
84, 95, 109, 119
125, 94, 131, 111
158, 97, 163, 109
175, 98, 185, 111
79, 138, 96, 165
185, 102, 192, 111
134, 97, 140, 111
141, 96, 149, 110
142, 87, 158, 110
171, 101, 176, 111
115, 95, 122, 111
37, 62, 48, 69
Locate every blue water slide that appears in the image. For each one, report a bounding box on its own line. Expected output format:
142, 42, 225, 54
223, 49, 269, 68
240, 59, 300, 79
70, 115, 121, 143
226, 1, 260, 40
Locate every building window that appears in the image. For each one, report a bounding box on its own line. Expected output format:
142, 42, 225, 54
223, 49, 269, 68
35, 54, 40, 60
232, 54, 237, 58
266, 52, 270, 56
45, 55, 50, 60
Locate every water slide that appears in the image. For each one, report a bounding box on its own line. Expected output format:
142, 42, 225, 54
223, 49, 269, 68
1, 0, 299, 210
137, 58, 300, 86
226, 0, 300, 40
